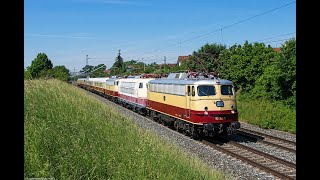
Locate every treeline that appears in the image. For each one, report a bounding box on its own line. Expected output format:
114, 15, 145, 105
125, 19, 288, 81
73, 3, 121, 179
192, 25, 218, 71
25, 39, 296, 108
24, 53, 70, 82
185, 38, 296, 108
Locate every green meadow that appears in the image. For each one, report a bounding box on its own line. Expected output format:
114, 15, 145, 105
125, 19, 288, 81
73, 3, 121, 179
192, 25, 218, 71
237, 94, 296, 134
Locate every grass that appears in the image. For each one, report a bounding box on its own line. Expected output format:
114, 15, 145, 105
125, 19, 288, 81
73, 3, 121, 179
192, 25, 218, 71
24, 79, 228, 179
237, 94, 296, 134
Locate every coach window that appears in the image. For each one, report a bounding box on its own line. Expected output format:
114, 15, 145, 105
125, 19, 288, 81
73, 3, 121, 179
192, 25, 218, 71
139, 83, 143, 88
187, 86, 191, 96
192, 86, 195, 96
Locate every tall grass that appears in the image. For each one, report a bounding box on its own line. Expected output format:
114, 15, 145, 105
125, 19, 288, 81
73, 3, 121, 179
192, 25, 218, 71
24, 79, 227, 179
237, 94, 296, 134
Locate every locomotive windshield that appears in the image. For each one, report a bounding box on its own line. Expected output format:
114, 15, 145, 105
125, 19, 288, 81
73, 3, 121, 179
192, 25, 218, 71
221, 85, 234, 95
197, 85, 216, 96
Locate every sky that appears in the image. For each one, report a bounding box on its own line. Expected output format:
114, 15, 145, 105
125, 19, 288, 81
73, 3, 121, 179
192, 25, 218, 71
24, 0, 296, 73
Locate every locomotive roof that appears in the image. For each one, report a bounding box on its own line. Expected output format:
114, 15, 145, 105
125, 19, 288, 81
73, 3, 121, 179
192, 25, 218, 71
148, 78, 233, 85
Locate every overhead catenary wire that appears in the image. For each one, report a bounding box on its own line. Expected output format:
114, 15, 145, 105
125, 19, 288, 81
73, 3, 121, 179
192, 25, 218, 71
133, 1, 295, 59
263, 38, 295, 44
253, 32, 296, 42
77, 2, 295, 69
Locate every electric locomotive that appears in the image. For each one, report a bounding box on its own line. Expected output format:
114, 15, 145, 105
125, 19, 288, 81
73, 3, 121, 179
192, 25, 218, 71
146, 72, 240, 137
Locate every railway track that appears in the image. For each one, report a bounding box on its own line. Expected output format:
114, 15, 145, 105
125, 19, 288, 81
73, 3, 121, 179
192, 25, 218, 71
202, 137, 296, 179
75, 85, 296, 179
112, 100, 297, 179
236, 128, 296, 154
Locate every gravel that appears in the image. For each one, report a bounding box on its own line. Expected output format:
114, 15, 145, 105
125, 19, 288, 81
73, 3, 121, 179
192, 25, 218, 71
82, 88, 295, 180
239, 122, 296, 143
230, 133, 296, 164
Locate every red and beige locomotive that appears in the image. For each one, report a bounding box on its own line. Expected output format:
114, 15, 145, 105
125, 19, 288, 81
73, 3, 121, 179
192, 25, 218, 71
76, 72, 240, 138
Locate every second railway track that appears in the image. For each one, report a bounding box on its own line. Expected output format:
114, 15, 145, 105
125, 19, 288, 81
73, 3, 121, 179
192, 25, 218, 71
202, 137, 296, 179
236, 128, 296, 154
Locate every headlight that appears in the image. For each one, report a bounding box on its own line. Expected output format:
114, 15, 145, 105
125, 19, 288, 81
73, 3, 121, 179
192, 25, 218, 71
204, 106, 208, 115
216, 101, 224, 107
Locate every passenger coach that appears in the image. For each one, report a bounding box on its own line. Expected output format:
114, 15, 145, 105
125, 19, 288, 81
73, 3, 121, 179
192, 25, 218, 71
118, 77, 155, 115
105, 77, 121, 102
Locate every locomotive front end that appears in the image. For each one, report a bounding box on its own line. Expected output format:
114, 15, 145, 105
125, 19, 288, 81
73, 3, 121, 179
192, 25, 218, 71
191, 79, 240, 136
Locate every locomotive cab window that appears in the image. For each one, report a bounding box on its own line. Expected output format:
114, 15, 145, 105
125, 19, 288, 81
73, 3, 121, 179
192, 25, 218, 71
187, 86, 191, 96
221, 85, 234, 95
197, 85, 216, 96
192, 86, 195, 96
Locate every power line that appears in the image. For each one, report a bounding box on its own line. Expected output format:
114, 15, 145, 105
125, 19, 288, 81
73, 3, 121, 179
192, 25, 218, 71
134, 1, 295, 58
263, 38, 295, 44
180, 1, 296, 45
254, 32, 296, 42
79, 2, 295, 67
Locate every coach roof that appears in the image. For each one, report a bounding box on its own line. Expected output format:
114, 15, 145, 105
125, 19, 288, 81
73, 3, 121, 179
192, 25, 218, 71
148, 78, 233, 85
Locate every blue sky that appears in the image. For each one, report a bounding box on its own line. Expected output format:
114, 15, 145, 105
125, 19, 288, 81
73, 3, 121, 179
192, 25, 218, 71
24, 0, 296, 72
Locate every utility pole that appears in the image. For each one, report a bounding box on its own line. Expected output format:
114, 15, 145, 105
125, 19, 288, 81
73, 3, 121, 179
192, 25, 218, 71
86, 55, 88, 66
73, 67, 76, 81
164, 56, 166, 73
142, 58, 145, 72
179, 40, 181, 56
220, 26, 223, 45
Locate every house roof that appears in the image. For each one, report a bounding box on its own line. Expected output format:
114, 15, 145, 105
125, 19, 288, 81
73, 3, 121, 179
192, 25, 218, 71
273, 48, 281, 52
178, 56, 190, 63
158, 63, 177, 68
103, 69, 112, 73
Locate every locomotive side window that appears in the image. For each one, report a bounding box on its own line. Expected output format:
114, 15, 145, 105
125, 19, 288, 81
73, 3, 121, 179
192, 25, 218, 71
191, 86, 195, 96
187, 86, 191, 96
221, 85, 234, 95
197, 85, 216, 96
139, 83, 143, 88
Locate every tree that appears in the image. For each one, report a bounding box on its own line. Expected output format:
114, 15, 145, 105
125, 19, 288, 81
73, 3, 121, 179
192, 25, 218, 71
187, 43, 226, 73
80, 65, 94, 73
52, 66, 70, 82
24, 68, 32, 80
252, 38, 296, 107
111, 50, 124, 75
79, 65, 94, 77
28, 53, 53, 78
90, 64, 106, 77
277, 38, 296, 102
218, 41, 277, 92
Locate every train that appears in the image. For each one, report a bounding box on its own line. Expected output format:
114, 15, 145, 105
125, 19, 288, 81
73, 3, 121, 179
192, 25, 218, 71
76, 72, 240, 139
